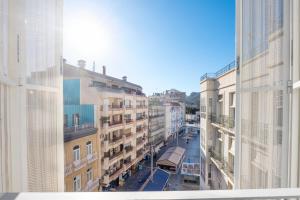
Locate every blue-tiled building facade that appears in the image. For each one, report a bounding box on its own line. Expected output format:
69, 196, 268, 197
63, 79, 94, 129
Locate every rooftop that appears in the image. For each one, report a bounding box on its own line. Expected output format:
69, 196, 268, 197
200, 60, 236, 82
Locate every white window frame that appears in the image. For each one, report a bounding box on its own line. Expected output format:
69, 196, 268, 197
87, 168, 93, 183
73, 146, 80, 162
86, 141, 93, 156
73, 175, 81, 192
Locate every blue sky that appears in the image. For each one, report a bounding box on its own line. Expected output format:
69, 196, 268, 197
63, 0, 235, 95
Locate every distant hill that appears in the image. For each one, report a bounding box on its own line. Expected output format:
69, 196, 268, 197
185, 92, 200, 109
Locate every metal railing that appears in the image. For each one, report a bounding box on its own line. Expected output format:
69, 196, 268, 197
211, 114, 235, 130
64, 123, 95, 133
200, 61, 236, 82
109, 120, 123, 127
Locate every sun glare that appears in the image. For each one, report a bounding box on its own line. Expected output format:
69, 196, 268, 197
64, 12, 113, 58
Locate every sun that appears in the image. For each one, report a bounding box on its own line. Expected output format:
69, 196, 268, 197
64, 11, 113, 59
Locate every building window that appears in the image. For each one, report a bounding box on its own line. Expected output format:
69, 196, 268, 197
87, 168, 93, 182
73, 175, 81, 192
73, 145, 80, 161
86, 141, 92, 156
64, 114, 68, 128
72, 113, 80, 126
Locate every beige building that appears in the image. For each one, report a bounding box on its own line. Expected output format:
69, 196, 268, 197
64, 61, 148, 190
148, 95, 165, 152
64, 129, 100, 192
200, 61, 236, 190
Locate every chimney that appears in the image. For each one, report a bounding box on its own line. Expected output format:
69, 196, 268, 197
78, 60, 86, 68
122, 76, 127, 81
102, 65, 106, 75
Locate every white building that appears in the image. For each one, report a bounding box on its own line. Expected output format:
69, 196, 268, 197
148, 90, 185, 148
0, 0, 64, 192
200, 61, 236, 190
165, 102, 185, 141
235, 0, 300, 189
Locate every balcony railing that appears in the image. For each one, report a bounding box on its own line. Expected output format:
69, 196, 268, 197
109, 135, 123, 144
65, 158, 87, 176
149, 113, 165, 119
211, 114, 235, 130
124, 146, 133, 153
108, 104, 123, 110
136, 116, 147, 121
209, 148, 233, 181
109, 120, 123, 127
83, 179, 99, 192
14, 188, 300, 199
125, 119, 134, 124
108, 151, 123, 161
136, 105, 147, 109
125, 105, 133, 109
136, 127, 145, 133
200, 60, 236, 82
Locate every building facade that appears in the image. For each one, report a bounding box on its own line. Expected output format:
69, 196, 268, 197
0, 0, 64, 192
148, 90, 185, 150
164, 102, 185, 141
63, 78, 100, 192
200, 61, 236, 190
148, 95, 166, 152
64, 62, 148, 190
235, 0, 300, 189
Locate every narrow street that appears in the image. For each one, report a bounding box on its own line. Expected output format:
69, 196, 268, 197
117, 125, 200, 191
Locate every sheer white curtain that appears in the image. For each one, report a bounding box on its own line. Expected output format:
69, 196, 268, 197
0, 0, 63, 192
237, 0, 291, 189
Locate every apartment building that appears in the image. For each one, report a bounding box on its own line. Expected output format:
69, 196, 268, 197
0, 0, 64, 192
164, 102, 185, 141
148, 95, 166, 152
63, 78, 100, 192
235, 0, 300, 189
148, 90, 185, 150
64, 61, 148, 190
200, 61, 236, 190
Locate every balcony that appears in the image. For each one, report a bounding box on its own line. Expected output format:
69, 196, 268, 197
64, 159, 87, 176
87, 153, 97, 164
125, 105, 133, 110
200, 60, 236, 82
136, 105, 147, 109
109, 120, 123, 128
64, 123, 98, 143
136, 116, 147, 121
209, 149, 234, 182
125, 119, 134, 124
108, 151, 123, 162
109, 165, 124, 181
124, 146, 133, 154
14, 188, 300, 199
108, 104, 123, 111
83, 179, 99, 192
210, 114, 235, 133
109, 135, 123, 144
123, 133, 133, 142
136, 126, 145, 133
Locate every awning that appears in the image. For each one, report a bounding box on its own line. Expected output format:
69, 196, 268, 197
142, 169, 169, 191
156, 146, 186, 168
